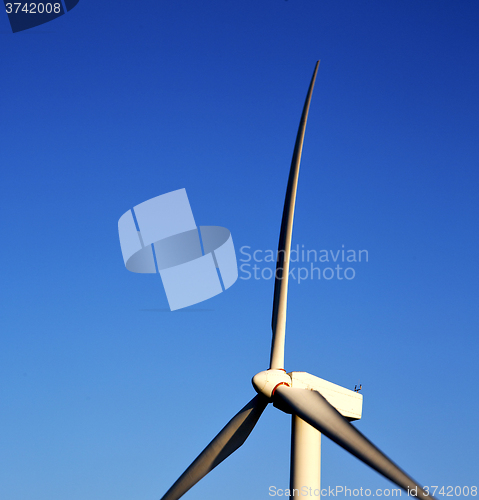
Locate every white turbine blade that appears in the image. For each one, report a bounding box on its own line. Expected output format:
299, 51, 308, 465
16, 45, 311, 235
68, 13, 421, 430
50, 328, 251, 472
160, 395, 268, 500
273, 386, 435, 500
270, 61, 320, 370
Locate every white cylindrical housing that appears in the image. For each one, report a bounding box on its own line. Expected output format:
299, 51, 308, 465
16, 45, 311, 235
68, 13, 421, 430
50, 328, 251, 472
290, 415, 321, 498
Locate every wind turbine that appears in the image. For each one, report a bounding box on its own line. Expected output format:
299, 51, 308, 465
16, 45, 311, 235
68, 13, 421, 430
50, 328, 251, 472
159, 61, 435, 500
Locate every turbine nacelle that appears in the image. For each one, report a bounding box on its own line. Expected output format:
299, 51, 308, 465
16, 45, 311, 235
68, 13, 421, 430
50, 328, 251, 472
288, 371, 363, 421
252, 369, 363, 421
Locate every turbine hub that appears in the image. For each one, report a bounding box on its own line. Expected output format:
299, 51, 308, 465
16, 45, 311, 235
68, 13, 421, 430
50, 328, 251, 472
252, 369, 291, 398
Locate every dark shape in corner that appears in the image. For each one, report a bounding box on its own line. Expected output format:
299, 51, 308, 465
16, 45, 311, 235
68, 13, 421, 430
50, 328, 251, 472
4, 0, 79, 33
63, 0, 79, 11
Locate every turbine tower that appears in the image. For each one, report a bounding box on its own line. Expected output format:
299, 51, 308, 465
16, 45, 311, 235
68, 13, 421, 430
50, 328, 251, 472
159, 61, 435, 500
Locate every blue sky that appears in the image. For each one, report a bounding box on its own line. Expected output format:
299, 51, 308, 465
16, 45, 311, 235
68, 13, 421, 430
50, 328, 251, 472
1, 1, 478, 499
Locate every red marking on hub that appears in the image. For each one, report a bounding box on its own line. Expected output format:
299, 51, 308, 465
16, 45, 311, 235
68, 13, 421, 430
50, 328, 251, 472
272, 382, 290, 396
